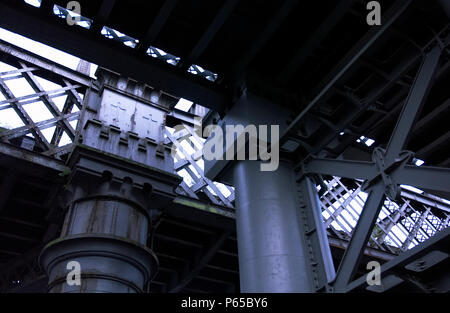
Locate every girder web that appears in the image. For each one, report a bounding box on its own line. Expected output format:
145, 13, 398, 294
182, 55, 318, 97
164, 120, 235, 208
47, 1, 219, 82
0, 59, 84, 159
318, 176, 449, 254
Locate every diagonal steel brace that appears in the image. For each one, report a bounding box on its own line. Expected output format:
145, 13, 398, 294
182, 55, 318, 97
361, 147, 414, 201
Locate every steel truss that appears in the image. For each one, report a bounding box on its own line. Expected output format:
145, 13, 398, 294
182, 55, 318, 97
298, 36, 450, 292
0, 4, 449, 292
0, 39, 87, 159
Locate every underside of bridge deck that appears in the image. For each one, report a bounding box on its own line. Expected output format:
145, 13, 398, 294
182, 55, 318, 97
0, 0, 448, 294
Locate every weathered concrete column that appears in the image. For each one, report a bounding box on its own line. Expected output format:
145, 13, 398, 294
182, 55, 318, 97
39, 68, 182, 292
233, 160, 311, 292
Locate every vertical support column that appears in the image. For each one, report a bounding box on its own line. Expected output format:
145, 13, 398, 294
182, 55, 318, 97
297, 176, 336, 290
39, 68, 182, 293
204, 91, 314, 292
233, 160, 312, 292
39, 171, 158, 293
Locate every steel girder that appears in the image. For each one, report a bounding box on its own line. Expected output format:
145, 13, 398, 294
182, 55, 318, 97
0, 1, 228, 113
329, 42, 445, 291
279, 0, 413, 148
346, 227, 450, 293
0, 2, 449, 292
304, 158, 450, 194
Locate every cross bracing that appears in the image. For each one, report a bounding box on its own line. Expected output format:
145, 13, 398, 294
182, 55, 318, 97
0, 0, 448, 293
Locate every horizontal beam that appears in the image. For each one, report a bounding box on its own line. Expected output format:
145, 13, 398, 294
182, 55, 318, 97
304, 157, 450, 194
0, 112, 79, 140
328, 236, 395, 261
0, 39, 93, 88
303, 157, 377, 180
346, 227, 450, 292
400, 190, 450, 213
411, 99, 450, 135
277, 1, 354, 84
0, 66, 37, 78
166, 109, 202, 128
0, 2, 227, 112
416, 130, 450, 159
0, 141, 67, 172
91, 0, 116, 32
0, 85, 80, 107
231, 0, 298, 76
279, 0, 412, 145
137, 0, 178, 53
310, 50, 421, 157
179, 0, 239, 71
393, 165, 450, 193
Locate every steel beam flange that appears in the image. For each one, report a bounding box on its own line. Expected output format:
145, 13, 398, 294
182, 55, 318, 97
361, 147, 414, 201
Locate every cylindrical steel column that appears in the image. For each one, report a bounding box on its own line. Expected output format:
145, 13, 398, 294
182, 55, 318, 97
39, 173, 158, 293
233, 160, 311, 292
